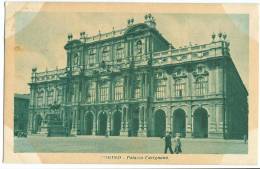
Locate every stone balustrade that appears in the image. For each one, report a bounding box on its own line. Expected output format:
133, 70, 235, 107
153, 41, 226, 66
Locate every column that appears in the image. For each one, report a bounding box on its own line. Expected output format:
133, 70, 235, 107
138, 106, 147, 137
166, 109, 171, 133
71, 110, 78, 135
120, 111, 124, 132
170, 111, 173, 134
208, 65, 216, 95
187, 68, 192, 98
143, 106, 147, 134
208, 105, 218, 138
144, 72, 147, 98
54, 86, 57, 103
92, 113, 97, 135
216, 104, 224, 132
125, 108, 129, 132
216, 64, 224, 95
107, 112, 112, 136
120, 107, 128, 136
27, 111, 34, 134
186, 106, 192, 137
167, 73, 172, 98
44, 87, 47, 108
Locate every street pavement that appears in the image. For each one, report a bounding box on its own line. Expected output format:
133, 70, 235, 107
14, 135, 248, 154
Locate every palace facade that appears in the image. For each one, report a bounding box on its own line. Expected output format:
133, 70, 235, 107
28, 14, 248, 139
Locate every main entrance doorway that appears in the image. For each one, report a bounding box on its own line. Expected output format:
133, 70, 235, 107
172, 109, 186, 137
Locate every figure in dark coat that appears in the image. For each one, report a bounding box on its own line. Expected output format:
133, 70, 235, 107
164, 132, 174, 154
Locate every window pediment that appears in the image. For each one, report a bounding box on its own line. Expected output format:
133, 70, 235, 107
192, 65, 209, 77
173, 67, 187, 79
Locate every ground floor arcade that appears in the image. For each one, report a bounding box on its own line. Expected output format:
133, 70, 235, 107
28, 101, 226, 138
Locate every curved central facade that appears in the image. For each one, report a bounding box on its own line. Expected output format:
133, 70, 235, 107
27, 14, 248, 139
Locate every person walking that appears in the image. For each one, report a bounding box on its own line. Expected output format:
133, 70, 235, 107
164, 132, 174, 154
174, 135, 182, 154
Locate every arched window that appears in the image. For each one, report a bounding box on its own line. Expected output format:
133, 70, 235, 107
195, 77, 208, 96
114, 79, 124, 100
155, 72, 167, 99
87, 81, 96, 103
175, 79, 185, 97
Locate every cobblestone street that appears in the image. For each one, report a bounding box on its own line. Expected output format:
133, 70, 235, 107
14, 135, 248, 154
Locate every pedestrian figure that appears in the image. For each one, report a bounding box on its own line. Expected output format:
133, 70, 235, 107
174, 135, 182, 154
105, 130, 109, 138
164, 132, 173, 154
243, 134, 247, 144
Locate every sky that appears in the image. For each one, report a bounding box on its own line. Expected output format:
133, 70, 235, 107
14, 12, 249, 93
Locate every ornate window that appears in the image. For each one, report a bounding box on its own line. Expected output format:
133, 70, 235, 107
102, 46, 110, 62
115, 43, 124, 62
87, 82, 96, 103
175, 79, 185, 97
100, 81, 109, 102
89, 48, 96, 66
195, 77, 208, 96
155, 72, 167, 99
57, 87, 63, 104
135, 76, 142, 99
193, 64, 208, 76
47, 88, 54, 105
37, 89, 44, 107
114, 79, 124, 100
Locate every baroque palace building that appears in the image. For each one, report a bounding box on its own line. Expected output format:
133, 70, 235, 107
28, 14, 248, 139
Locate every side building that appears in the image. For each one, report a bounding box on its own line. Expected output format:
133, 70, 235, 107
14, 93, 30, 135
27, 14, 248, 139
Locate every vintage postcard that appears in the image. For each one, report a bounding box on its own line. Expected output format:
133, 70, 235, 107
3, 2, 259, 165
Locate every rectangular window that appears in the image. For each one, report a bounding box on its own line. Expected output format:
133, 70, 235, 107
100, 86, 109, 102
102, 51, 109, 61
135, 87, 141, 99
47, 90, 54, 105
156, 79, 166, 99
175, 83, 185, 97
116, 49, 124, 62
87, 88, 96, 103
135, 79, 142, 99
89, 54, 95, 65
195, 79, 208, 96
115, 85, 123, 100
86, 82, 96, 103
37, 97, 43, 107
57, 88, 63, 104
